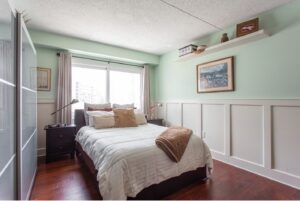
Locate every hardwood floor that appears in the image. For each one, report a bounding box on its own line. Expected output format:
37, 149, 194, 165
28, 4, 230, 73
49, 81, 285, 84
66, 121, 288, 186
30, 157, 300, 200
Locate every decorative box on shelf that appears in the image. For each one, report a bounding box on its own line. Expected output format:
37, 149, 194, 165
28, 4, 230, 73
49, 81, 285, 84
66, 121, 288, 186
178, 44, 197, 57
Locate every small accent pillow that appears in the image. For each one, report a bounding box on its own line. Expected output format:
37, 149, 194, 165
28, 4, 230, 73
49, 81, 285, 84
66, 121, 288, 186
84, 103, 111, 125
93, 116, 115, 129
135, 110, 147, 125
113, 103, 134, 109
86, 111, 113, 127
113, 108, 137, 128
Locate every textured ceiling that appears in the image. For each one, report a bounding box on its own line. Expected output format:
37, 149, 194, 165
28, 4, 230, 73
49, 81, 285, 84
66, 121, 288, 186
7, 0, 292, 55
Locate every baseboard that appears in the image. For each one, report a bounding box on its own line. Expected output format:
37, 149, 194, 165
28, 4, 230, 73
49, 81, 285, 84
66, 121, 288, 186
212, 152, 300, 190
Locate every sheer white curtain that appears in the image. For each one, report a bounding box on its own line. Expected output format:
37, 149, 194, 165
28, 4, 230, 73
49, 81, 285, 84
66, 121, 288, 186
56, 52, 72, 124
142, 65, 150, 117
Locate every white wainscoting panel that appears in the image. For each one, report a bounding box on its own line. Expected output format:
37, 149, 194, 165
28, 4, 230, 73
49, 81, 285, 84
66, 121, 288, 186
182, 103, 201, 137
37, 99, 56, 156
231, 105, 263, 166
202, 104, 225, 155
165, 103, 182, 126
157, 103, 166, 120
157, 99, 300, 189
272, 106, 300, 177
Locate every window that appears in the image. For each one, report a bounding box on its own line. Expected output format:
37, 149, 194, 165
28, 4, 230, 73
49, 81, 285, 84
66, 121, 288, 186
72, 58, 143, 114
72, 66, 107, 112
110, 70, 141, 109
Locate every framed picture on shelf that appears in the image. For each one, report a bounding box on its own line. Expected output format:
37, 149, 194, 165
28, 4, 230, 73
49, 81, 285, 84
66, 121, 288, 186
37, 67, 51, 91
197, 56, 234, 93
236, 18, 259, 37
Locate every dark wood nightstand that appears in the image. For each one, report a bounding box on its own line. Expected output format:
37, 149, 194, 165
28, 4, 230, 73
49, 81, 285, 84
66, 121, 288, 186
147, 119, 164, 126
45, 124, 76, 163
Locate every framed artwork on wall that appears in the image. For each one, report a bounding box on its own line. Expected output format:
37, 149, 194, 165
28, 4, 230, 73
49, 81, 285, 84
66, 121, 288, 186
197, 56, 234, 93
37, 67, 51, 91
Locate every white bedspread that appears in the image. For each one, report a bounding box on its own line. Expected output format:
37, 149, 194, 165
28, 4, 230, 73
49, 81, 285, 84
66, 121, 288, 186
76, 124, 212, 200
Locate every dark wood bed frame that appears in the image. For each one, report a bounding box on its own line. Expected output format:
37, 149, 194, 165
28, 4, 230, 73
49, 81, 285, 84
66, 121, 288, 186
74, 109, 208, 200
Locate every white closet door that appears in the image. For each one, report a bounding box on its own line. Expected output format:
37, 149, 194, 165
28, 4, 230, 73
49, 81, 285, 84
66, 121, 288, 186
0, 2, 17, 199
19, 18, 37, 200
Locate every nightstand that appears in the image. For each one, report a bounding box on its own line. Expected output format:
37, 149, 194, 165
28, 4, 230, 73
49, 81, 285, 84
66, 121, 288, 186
45, 124, 76, 163
147, 118, 164, 126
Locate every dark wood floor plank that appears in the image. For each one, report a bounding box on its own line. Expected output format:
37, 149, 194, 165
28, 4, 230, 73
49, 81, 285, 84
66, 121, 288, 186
30, 158, 300, 200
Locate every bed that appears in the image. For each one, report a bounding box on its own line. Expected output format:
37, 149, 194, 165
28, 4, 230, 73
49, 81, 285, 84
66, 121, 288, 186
74, 109, 213, 200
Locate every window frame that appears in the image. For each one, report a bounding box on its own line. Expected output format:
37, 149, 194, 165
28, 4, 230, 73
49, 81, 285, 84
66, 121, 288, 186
72, 57, 143, 109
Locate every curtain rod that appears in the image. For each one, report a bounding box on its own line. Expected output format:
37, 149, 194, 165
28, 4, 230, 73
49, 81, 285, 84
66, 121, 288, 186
56, 53, 144, 68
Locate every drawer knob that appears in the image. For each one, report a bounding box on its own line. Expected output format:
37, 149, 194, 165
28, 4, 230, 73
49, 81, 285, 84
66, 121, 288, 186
59, 134, 63, 138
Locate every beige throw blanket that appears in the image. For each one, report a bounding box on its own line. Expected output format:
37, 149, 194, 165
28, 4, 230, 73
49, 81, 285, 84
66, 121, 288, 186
155, 127, 192, 162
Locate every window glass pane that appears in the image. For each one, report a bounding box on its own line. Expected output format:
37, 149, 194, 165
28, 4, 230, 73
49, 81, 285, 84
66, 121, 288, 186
110, 70, 141, 109
72, 66, 107, 112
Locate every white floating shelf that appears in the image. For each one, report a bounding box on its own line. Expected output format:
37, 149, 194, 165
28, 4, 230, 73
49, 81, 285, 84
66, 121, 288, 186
177, 30, 269, 62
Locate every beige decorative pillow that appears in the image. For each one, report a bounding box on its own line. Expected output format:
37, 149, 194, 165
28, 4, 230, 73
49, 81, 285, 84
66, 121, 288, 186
87, 111, 113, 127
135, 111, 147, 125
93, 115, 115, 129
113, 108, 137, 128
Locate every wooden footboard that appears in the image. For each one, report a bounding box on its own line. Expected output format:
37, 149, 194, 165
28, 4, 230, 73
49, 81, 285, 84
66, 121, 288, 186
75, 142, 207, 200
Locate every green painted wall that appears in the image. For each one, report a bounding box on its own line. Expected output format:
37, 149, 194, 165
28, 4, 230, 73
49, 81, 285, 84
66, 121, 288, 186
32, 30, 159, 100
30, 30, 159, 65
36, 47, 58, 100
154, 0, 300, 101
35, 46, 157, 101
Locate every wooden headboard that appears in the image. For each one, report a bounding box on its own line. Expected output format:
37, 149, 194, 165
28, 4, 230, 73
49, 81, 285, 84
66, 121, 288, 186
74, 109, 86, 132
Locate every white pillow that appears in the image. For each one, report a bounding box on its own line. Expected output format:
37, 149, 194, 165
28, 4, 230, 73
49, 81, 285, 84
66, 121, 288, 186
86, 111, 113, 127
113, 103, 134, 109
93, 116, 115, 129
84, 103, 111, 125
134, 110, 147, 125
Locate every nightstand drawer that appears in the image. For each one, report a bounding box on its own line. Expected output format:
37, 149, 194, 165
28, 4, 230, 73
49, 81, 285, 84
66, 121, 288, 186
47, 137, 75, 154
47, 131, 74, 143
47, 141, 73, 154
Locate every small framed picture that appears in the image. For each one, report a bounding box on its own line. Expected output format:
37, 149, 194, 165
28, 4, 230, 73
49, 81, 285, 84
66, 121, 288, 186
197, 57, 234, 93
37, 67, 51, 91
236, 18, 259, 37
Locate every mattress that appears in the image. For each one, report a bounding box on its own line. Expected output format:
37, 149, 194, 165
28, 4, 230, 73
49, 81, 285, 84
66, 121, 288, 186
75, 123, 213, 200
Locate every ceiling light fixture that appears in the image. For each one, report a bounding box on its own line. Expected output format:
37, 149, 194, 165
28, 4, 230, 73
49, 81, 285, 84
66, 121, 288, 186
159, 0, 222, 31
